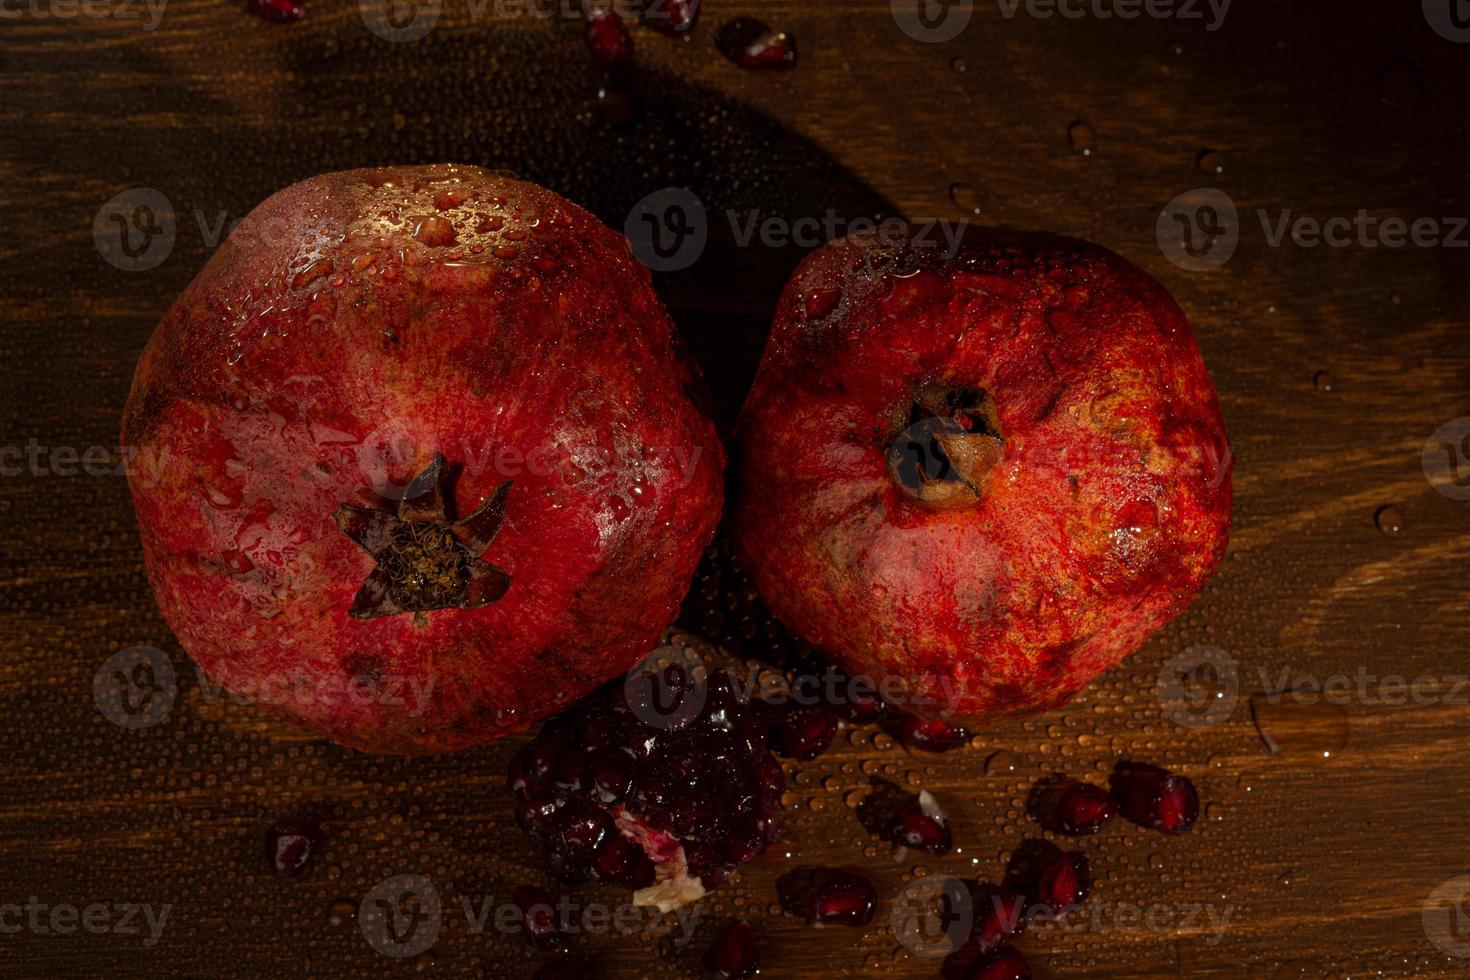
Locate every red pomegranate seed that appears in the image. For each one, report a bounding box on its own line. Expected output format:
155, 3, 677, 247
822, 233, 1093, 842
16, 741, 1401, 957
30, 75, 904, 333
584, 7, 634, 72
777, 868, 877, 926
957, 881, 1028, 951
702, 919, 759, 979
715, 17, 797, 70
888, 790, 952, 855
884, 710, 969, 752
512, 885, 566, 951
641, 0, 698, 35
1004, 839, 1090, 916
246, 0, 303, 21
771, 701, 839, 760
265, 819, 319, 877
1110, 761, 1199, 834
965, 945, 1031, 980
1052, 781, 1116, 836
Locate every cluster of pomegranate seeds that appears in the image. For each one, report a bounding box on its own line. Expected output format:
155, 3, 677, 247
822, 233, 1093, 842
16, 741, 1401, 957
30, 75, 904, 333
777, 867, 878, 926
714, 17, 798, 70
888, 790, 952, 855
964, 946, 1032, 980
246, 0, 303, 21
511, 885, 566, 951
507, 664, 785, 905
640, 0, 700, 36
1004, 839, 1091, 917
584, 6, 635, 72
702, 919, 759, 979
883, 710, 970, 752
1110, 761, 1199, 834
264, 819, 318, 878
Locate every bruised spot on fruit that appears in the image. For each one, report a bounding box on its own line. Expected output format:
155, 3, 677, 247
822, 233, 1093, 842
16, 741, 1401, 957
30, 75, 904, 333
887, 382, 1004, 508
334, 453, 512, 621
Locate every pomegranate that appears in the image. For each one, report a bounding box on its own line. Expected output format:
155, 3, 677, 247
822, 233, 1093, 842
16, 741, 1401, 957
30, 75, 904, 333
702, 919, 759, 979
958, 881, 1028, 951
122, 165, 724, 754
246, 0, 302, 21
884, 711, 969, 753
1110, 761, 1199, 834
767, 701, 839, 760
733, 227, 1231, 723
511, 885, 566, 951
1004, 840, 1089, 917
776, 868, 877, 926
584, 6, 634, 72
507, 654, 784, 911
641, 0, 698, 35
1030, 777, 1116, 836
965, 946, 1031, 980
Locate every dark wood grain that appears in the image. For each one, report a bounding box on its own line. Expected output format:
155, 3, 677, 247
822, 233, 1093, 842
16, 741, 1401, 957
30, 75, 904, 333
2, 0, 1469, 977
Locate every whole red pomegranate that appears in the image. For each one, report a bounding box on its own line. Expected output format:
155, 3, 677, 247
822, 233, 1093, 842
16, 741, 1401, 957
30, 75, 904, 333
733, 227, 1230, 722
123, 164, 724, 754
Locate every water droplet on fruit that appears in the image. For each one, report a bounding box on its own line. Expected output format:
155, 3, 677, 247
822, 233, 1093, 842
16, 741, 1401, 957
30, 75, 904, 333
1195, 149, 1228, 175
1373, 505, 1403, 535
1248, 695, 1348, 759
948, 182, 982, 216
1066, 119, 1096, 157
413, 216, 457, 247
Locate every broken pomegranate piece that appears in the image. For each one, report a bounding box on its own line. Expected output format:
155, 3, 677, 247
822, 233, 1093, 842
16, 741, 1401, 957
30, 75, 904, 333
888, 790, 952, 855
703, 919, 760, 979
777, 868, 877, 926
1110, 761, 1199, 834
508, 659, 785, 911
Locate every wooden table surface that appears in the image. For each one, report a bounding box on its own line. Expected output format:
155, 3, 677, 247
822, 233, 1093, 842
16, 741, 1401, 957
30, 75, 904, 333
3, 0, 1470, 976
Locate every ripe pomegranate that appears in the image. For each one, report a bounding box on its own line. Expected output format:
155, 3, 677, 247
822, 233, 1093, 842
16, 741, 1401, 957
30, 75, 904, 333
734, 227, 1230, 723
702, 919, 759, 979
1004, 839, 1089, 917
965, 946, 1031, 980
123, 165, 724, 754
507, 653, 784, 910
888, 790, 952, 855
776, 868, 878, 926
1029, 776, 1116, 836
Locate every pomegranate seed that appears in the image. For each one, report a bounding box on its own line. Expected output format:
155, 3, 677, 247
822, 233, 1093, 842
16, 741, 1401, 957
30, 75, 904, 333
265, 819, 319, 877
246, 0, 303, 21
584, 7, 634, 72
1004, 839, 1089, 916
1051, 781, 1116, 836
965, 945, 1031, 980
641, 0, 698, 35
884, 710, 969, 752
512, 885, 566, 951
715, 17, 797, 70
888, 790, 952, 855
957, 881, 1028, 951
777, 868, 877, 926
771, 701, 839, 760
702, 919, 759, 979
1110, 761, 1199, 834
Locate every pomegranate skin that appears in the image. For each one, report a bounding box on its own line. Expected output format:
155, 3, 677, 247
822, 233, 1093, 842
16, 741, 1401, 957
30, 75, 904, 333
123, 165, 724, 754
734, 227, 1230, 723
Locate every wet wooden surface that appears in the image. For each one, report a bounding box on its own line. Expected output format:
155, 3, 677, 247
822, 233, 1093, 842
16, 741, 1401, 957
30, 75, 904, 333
2, 0, 1469, 977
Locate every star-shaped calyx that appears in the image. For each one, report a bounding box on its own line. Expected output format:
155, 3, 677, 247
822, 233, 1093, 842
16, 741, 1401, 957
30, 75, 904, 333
334, 454, 511, 621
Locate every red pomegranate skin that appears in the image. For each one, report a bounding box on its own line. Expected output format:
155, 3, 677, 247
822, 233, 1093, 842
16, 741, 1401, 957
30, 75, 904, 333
733, 227, 1230, 722
123, 165, 724, 754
